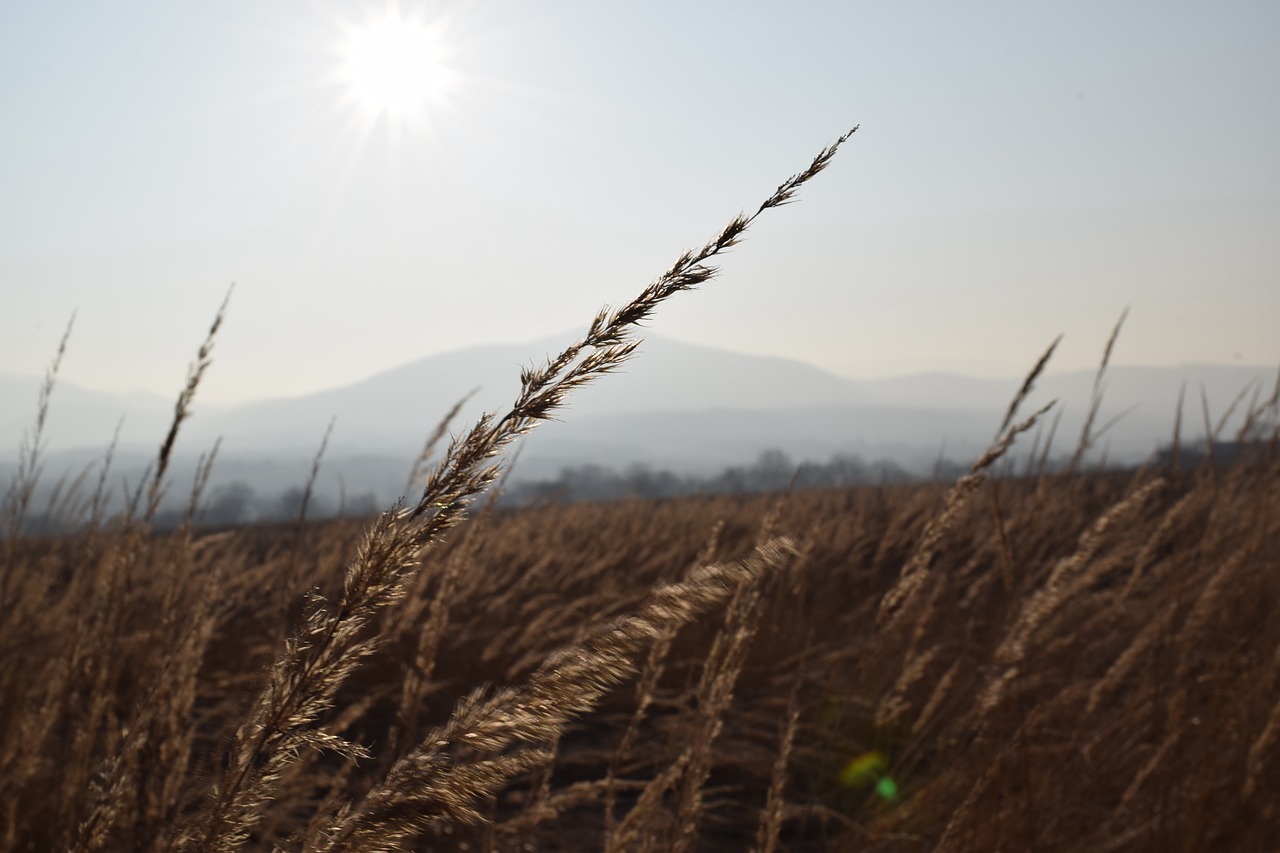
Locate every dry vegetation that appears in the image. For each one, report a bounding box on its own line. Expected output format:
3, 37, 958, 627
3, 129, 1280, 851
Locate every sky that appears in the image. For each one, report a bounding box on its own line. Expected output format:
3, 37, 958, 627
2, 0, 1277, 405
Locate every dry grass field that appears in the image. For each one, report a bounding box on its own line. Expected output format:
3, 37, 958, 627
3, 130, 1279, 851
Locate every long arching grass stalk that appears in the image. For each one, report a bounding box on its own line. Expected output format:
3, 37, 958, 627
172, 128, 858, 852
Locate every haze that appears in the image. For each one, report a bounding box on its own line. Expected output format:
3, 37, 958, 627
2, 1, 1278, 406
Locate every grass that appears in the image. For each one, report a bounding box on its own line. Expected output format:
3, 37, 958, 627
2, 127, 1280, 851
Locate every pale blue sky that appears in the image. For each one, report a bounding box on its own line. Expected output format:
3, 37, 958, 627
2, 1, 1277, 404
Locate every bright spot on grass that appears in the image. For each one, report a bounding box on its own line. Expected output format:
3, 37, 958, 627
840, 750, 899, 802
840, 751, 887, 787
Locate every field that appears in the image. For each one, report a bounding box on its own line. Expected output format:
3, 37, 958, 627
3, 131, 1279, 851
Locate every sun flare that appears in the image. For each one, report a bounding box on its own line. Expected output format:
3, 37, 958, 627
336, 7, 453, 123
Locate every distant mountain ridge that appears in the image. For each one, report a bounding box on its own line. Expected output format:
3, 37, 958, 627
178, 334, 872, 450
3, 336, 1275, 496
0, 372, 175, 452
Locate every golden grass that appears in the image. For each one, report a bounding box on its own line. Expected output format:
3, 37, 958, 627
3, 127, 1280, 851
2, 450, 1279, 850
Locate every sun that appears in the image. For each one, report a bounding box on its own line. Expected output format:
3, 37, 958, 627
335, 5, 454, 124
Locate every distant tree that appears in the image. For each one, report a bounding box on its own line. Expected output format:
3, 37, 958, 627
342, 491, 382, 518
869, 458, 912, 483
827, 453, 870, 486
202, 481, 255, 527
556, 465, 619, 502
752, 448, 794, 491
622, 463, 685, 499
274, 487, 306, 521
271, 486, 332, 522
503, 447, 919, 504
930, 458, 968, 482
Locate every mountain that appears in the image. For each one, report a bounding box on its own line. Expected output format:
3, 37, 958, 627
178, 334, 873, 452
0, 373, 175, 452
3, 335, 1275, 511
1, 335, 867, 454
857, 364, 1278, 418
